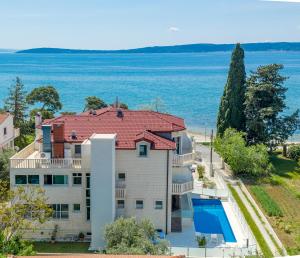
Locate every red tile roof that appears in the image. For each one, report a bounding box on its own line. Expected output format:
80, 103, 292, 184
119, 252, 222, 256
0, 113, 9, 124
42, 107, 185, 150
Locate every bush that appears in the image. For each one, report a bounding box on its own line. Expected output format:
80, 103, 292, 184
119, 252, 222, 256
0, 233, 35, 256
214, 128, 273, 176
196, 236, 206, 247
197, 165, 205, 179
104, 217, 169, 255
250, 185, 283, 217
287, 145, 300, 161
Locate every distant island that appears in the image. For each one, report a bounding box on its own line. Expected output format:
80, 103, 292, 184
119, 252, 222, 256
17, 42, 300, 54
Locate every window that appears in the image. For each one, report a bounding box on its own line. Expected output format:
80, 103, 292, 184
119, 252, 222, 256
53, 175, 68, 185
51, 204, 69, 219
86, 173, 91, 221
118, 173, 126, 181
117, 200, 125, 209
44, 175, 52, 185
74, 145, 81, 157
136, 200, 144, 209
73, 173, 82, 185
3, 127, 7, 136
15, 175, 39, 185
73, 204, 80, 212
139, 144, 148, 157
15, 175, 27, 184
44, 175, 68, 185
86, 174, 90, 188
155, 201, 163, 210
28, 175, 39, 184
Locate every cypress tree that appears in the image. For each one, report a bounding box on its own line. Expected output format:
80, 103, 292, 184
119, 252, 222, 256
217, 43, 246, 135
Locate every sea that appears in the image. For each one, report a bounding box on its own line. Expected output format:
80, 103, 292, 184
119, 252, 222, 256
0, 51, 300, 139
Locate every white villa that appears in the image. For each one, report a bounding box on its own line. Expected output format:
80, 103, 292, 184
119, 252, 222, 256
0, 112, 19, 151
9, 107, 195, 249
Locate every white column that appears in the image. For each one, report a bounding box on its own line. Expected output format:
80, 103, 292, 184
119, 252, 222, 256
90, 134, 116, 250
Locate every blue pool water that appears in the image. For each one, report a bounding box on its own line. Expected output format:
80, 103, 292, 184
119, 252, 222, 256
192, 198, 236, 243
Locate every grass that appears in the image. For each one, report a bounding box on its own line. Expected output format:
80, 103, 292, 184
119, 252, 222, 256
250, 185, 283, 217
245, 153, 300, 255
240, 187, 284, 256
228, 184, 273, 258
33, 242, 91, 253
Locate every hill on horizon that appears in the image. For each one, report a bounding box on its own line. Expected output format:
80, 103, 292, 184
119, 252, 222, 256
17, 42, 300, 54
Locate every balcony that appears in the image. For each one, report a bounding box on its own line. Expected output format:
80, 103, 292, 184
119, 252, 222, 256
173, 152, 195, 166
115, 181, 126, 198
172, 180, 193, 195
10, 142, 82, 169
10, 158, 82, 169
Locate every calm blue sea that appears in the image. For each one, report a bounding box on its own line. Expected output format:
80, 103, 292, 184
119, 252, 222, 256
0, 51, 300, 137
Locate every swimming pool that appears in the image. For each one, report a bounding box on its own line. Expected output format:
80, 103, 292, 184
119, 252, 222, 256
192, 198, 236, 243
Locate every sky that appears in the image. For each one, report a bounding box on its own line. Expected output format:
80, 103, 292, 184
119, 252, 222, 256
0, 0, 300, 50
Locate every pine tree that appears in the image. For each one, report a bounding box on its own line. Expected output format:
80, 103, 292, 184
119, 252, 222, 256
4, 77, 28, 128
217, 43, 246, 135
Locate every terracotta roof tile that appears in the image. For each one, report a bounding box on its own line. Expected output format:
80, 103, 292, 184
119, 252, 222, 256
42, 107, 186, 150
0, 113, 9, 124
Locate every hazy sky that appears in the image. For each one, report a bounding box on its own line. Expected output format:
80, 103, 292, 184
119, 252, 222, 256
1, 0, 300, 50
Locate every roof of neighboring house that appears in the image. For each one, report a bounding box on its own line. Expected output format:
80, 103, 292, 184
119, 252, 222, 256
17, 255, 185, 258
42, 107, 186, 150
0, 113, 9, 124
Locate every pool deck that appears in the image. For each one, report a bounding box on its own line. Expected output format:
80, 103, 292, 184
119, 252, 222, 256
222, 201, 246, 248
166, 224, 198, 248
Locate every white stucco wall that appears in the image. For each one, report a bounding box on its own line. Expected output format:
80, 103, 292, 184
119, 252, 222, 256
115, 143, 172, 233
0, 114, 15, 149
10, 168, 91, 239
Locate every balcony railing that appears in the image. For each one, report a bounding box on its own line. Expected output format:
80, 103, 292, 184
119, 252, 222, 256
172, 181, 193, 194
173, 152, 195, 166
115, 188, 126, 198
10, 158, 82, 169
115, 180, 126, 198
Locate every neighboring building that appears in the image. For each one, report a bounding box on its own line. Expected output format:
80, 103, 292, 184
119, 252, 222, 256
0, 112, 19, 151
10, 107, 195, 249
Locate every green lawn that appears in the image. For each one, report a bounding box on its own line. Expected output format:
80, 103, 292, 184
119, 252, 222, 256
33, 242, 91, 253
245, 154, 300, 255
228, 184, 273, 258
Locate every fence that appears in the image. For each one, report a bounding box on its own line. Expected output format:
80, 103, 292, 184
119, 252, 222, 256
169, 245, 259, 258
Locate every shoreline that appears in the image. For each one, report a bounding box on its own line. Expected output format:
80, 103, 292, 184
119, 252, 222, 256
187, 129, 300, 144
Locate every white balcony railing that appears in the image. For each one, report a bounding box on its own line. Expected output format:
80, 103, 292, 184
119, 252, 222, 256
10, 158, 82, 169
115, 188, 126, 198
173, 152, 195, 166
172, 181, 193, 194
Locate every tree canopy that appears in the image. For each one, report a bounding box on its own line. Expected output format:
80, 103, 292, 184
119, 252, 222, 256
217, 43, 247, 135
26, 86, 62, 113
244, 64, 299, 149
214, 128, 273, 176
104, 217, 168, 255
4, 77, 28, 129
83, 96, 107, 111
0, 181, 52, 255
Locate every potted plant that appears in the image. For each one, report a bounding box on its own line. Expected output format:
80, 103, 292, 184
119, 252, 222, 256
78, 232, 85, 241
51, 225, 58, 243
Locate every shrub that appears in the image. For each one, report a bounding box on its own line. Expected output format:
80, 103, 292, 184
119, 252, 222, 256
197, 165, 205, 179
250, 185, 283, 217
214, 128, 273, 176
287, 145, 300, 161
196, 236, 206, 247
